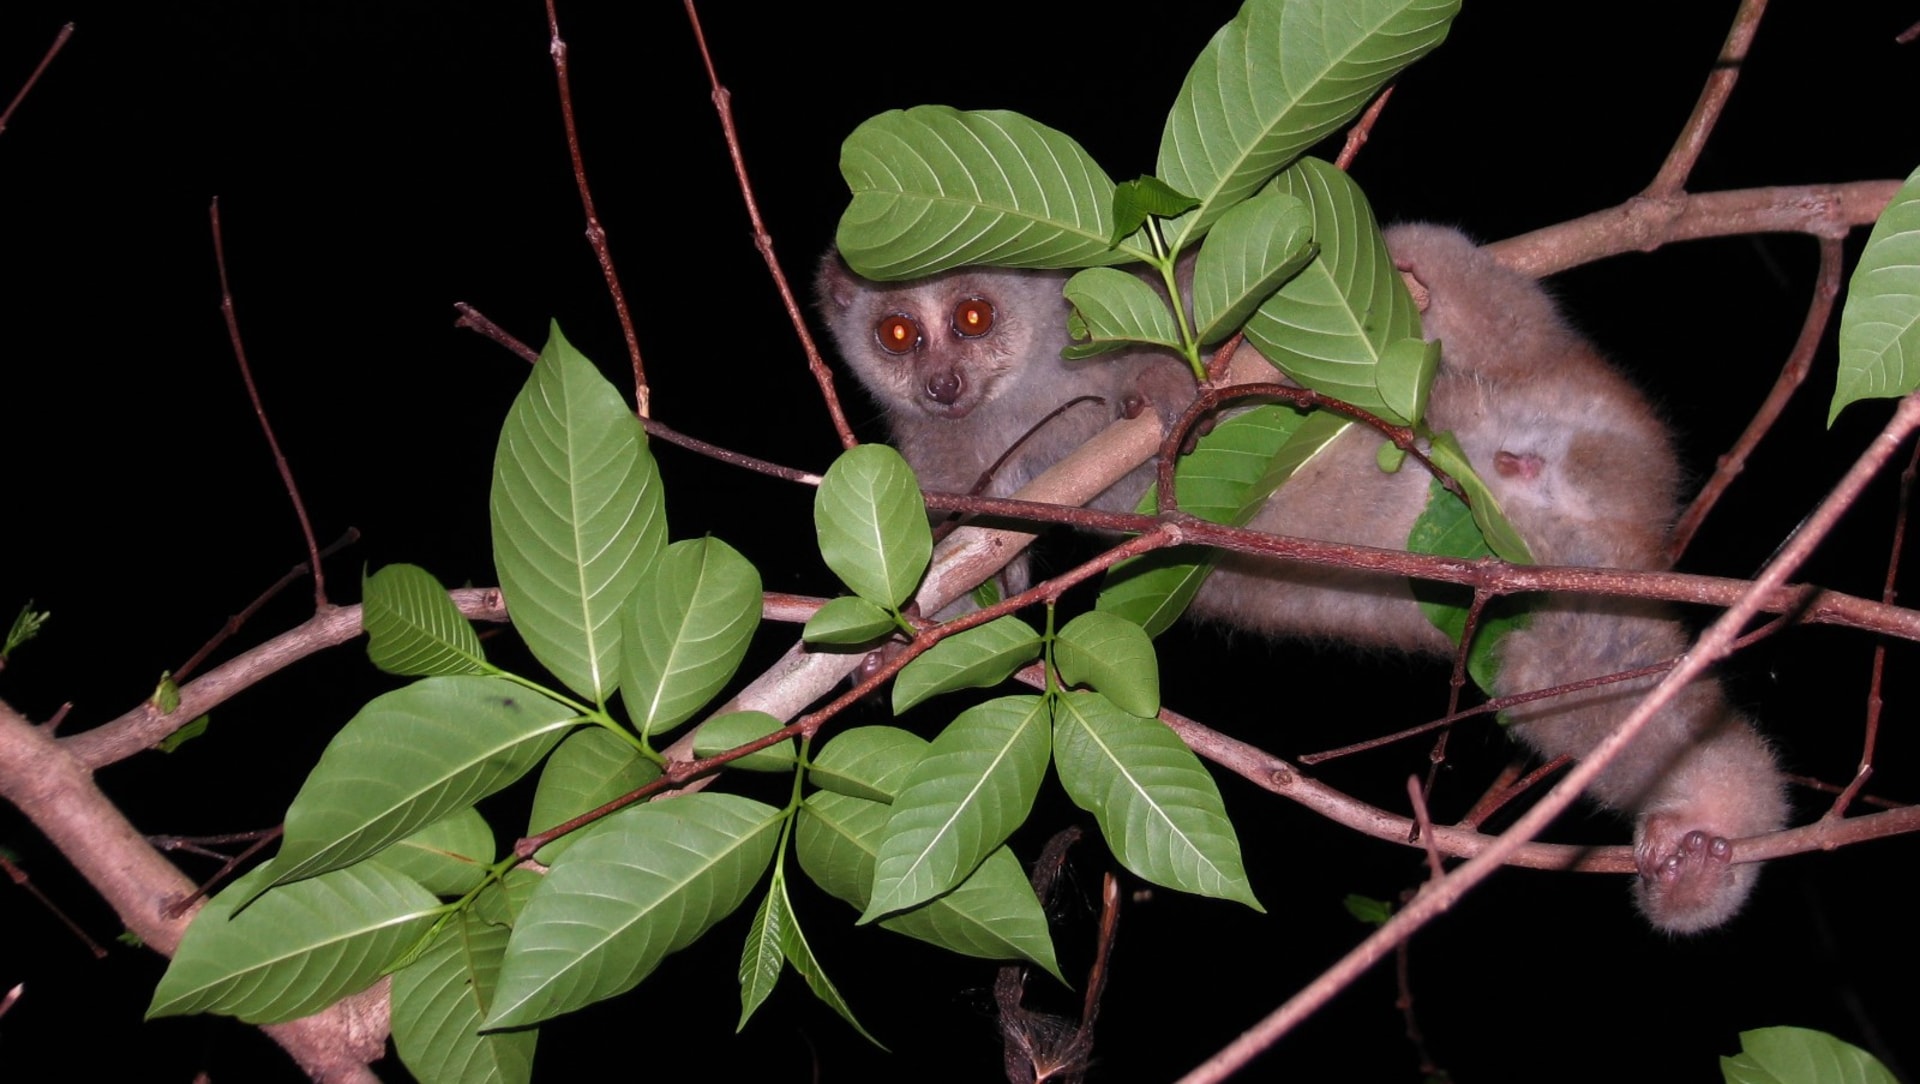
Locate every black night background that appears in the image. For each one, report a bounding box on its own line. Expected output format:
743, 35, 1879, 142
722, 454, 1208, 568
4, 2, 1920, 1080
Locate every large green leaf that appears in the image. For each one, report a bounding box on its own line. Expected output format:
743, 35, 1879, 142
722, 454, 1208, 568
798, 789, 1062, 982
1242, 158, 1422, 422
1061, 267, 1184, 359
149, 861, 441, 1024
363, 563, 488, 677
1191, 188, 1317, 343
1833, 163, 1920, 424
1721, 1026, 1898, 1084
892, 616, 1043, 714
1099, 407, 1349, 634
1053, 691, 1261, 909
374, 808, 495, 897
815, 444, 931, 609
391, 907, 536, 1084
491, 323, 665, 703
807, 725, 930, 802
1053, 611, 1160, 718
693, 710, 797, 772
526, 726, 659, 864
270, 676, 579, 889
621, 537, 762, 741
486, 794, 782, 1029
836, 106, 1133, 279
861, 696, 1052, 921
1158, 0, 1458, 254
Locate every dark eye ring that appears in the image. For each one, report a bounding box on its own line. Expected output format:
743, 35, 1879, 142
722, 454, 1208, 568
875, 314, 921, 355
952, 297, 995, 338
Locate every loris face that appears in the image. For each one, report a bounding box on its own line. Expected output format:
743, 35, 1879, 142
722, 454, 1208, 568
816, 255, 1069, 420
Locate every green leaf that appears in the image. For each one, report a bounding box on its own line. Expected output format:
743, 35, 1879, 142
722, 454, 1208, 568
150, 670, 181, 714
486, 794, 782, 1029
815, 444, 931, 609
694, 710, 796, 772
861, 696, 1052, 921
807, 725, 930, 802
1721, 1026, 1897, 1084
835, 106, 1132, 279
1377, 336, 1440, 429
374, 809, 495, 897
1061, 267, 1184, 360
1343, 894, 1393, 926
1053, 691, 1261, 909
1424, 433, 1532, 564
156, 715, 211, 753
1111, 176, 1200, 244
1099, 407, 1349, 634
363, 563, 488, 677
1833, 164, 1920, 424
149, 861, 441, 1024
1053, 611, 1160, 717
1242, 159, 1422, 422
621, 537, 762, 741
1408, 478, 1533, 692
527, 726, 659, 864
738, 867, 883, 1046
2, 602, 49, 661
391, 908, 536, 1084
893, 616, 1043, 714
1158, 0, 1459, 254
491, 323, 665, 703
798, 789, 1062, 981
803, 595, 900, 645
271, 676, 579, 889
1191, 188, 1317, 344
736, 879, 786, 1032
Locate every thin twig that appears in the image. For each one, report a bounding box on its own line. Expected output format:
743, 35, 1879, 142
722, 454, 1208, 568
1456, 755, 1572, 832
1, 852, 107, 958
173, 529, 360, 684
454, 302, 823, 485
1178, 392, 1920, 1084
543, 0, 648, 416
682, 0, 859, 450
1670, 236, 1845, 560
208, 198, 330, 610
1334, 85, 1394, 172
0, 21, 72, 137
1646, 0, 1768, 197
1405, 776, 1444, 880
1830, 436, 1920, 816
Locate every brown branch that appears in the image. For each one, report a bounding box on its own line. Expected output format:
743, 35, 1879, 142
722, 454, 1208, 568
65, 589, 509, 770
209, 198, 330, 610
1646, 0, 1768, 197
0, 21, 72, 137
681, 0, 859, 450
1671, 236, 1845, 560
1179, 391, 1920, 1084
453, 302, 540, 364
1489, 181, 1900, 278
543, 0, 648, 415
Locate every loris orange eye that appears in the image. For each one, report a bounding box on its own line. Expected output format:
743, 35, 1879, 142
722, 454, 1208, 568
952, 297, 995, 338
875, 314, 922, 355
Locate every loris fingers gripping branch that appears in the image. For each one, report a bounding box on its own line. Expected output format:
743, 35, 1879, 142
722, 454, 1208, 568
815, 226, 1788, 934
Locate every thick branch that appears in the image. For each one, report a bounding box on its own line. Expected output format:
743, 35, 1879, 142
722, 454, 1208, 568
0, 698, 386, 1081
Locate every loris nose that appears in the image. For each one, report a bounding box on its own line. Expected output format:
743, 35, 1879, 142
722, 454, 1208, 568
925, 370, 964, 405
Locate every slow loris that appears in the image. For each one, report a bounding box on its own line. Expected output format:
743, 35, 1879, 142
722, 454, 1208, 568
815, 225, 1789, 933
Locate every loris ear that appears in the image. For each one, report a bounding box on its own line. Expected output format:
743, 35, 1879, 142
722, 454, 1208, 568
815, 250, 858, 313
